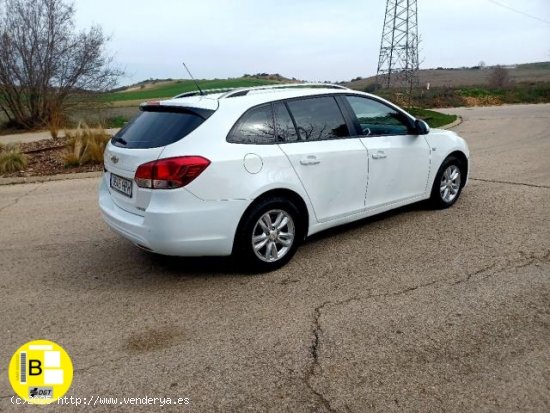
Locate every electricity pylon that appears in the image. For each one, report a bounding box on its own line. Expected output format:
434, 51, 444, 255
376, 0, 419, 91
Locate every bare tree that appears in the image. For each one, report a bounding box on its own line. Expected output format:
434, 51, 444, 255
488, 65, 510, 88
0, 0, 122, 130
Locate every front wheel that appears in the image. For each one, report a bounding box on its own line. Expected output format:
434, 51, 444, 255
430, 156, 465, 209
234, 197, 303, 272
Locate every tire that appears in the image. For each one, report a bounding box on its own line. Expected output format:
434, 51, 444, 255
234, 197, 303, 272
430, 156, 465, 209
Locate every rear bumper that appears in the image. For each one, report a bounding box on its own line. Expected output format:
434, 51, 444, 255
98, 178, 249, 256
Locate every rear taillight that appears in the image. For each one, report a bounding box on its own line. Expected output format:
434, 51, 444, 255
135, 156, 210, 189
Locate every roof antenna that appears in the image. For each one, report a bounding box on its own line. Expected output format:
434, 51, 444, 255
182, 62, 204, 96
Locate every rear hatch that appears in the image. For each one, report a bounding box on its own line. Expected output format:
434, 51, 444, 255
104, 100, 216, 215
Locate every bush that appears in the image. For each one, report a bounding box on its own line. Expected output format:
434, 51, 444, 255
363, 83, 382, 93
488, 66, 510, 88
48, 104, 66, 139
63, 124, 110, 167
458, 88, 493, 98
0, 145, 27, 173
104, 116, 127, 128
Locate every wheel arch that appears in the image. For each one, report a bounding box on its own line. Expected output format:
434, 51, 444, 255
446, 150, 469, 186
233, 188, 310, 253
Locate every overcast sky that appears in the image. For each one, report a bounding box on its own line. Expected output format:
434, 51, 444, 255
72, 0, 550, 84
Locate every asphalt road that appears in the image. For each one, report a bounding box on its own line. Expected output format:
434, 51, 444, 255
1, 104, 549, 412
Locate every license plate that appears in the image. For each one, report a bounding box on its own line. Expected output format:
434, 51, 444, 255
110, 173, 133, 198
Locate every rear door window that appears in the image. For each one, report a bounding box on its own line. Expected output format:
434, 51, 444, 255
286, 96, 350, 141
112, 107, 212, 149
227, 104, 275, 144
273, 102, 299, 143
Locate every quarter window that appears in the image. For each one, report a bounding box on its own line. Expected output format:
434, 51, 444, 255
345, 96, 410, 136
286, 97, 350, 141
228, 104, 275, 144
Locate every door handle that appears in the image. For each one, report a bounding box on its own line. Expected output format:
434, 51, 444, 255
372, 151, 387, 159
300, 156, 320, 166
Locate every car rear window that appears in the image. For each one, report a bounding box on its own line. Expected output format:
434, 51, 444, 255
111, 106, 213, 149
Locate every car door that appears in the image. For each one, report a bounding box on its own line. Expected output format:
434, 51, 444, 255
276, 96, 368, 223
343, 95, 431, 210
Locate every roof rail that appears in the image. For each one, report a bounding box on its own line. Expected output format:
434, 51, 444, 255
172, 87, 241, 99
172, 83, 349, 100
219, 83, 349, 99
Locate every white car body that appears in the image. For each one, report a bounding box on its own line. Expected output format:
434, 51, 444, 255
99, 84, 469, 263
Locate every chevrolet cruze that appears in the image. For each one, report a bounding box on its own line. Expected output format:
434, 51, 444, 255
99, 84, 469, 271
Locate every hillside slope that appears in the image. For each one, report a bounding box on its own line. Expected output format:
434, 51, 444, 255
347, 62, 550, 90
106, 75, 291, 102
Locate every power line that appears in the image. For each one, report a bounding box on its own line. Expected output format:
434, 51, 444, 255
487, 0, 550, 25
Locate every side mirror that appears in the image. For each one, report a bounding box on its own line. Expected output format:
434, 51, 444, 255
414, 119, 430, 135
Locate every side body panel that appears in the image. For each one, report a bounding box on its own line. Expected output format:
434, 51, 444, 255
278, 139, 368, 222
361, 134, 431, 209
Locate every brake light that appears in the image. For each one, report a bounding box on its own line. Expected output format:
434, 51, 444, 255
135, 156, 210, 189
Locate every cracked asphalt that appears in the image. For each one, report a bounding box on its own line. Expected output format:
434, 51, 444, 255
1, 104, 549, 412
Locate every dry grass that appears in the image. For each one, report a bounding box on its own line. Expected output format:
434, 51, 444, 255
0, 144, 27, 173
48, 105, 66, 139
462, 95, 502, 106
63, 123, 110, 167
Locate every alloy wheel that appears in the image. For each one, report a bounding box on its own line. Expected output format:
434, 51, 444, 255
440, 165, 461, 203
252, 209, 295, 263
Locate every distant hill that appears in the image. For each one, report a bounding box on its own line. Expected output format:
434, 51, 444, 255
346, 62, 550, 90
105, 63, 550, 105
107, 74, 295, 103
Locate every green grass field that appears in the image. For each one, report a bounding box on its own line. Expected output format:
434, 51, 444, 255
406, 108, 457, 128
104, 78, 281, 102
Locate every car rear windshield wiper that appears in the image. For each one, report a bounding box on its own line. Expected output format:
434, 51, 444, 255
112, 136, 127, 146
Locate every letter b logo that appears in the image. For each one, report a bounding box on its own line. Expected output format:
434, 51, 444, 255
29, 360, 42, 376
8, 340, 73, 405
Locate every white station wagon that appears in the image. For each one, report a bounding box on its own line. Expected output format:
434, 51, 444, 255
99, 84, 469, 271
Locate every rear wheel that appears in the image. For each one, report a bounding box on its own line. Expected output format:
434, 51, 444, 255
430, 156, 464, 209
234, 197, 303, 272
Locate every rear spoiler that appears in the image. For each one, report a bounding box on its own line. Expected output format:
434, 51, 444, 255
139, 104, 214, 120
